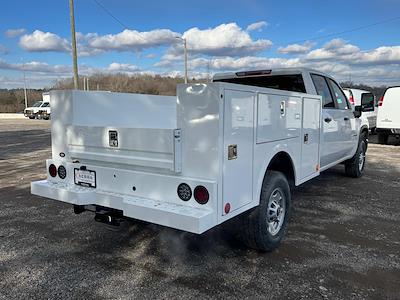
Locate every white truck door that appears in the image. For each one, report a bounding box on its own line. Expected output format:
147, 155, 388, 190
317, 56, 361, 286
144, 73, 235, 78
223, 89, 255, 215
327, 78, 358, 158
311, 74, 343, 167
301, 97, 321, 179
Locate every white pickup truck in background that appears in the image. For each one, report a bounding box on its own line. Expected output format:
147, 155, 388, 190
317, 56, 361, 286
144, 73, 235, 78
343, 88, 377, 134
31, 68, 372, 251
24, 92, 51, 119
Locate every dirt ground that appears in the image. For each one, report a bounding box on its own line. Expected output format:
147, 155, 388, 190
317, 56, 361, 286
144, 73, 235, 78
0, 119, 399, 300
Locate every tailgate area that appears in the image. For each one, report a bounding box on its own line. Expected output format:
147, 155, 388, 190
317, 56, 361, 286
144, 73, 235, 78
32, 160, 217, 234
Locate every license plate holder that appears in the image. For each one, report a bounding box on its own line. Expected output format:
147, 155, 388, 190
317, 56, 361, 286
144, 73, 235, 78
74, 168, 96, 188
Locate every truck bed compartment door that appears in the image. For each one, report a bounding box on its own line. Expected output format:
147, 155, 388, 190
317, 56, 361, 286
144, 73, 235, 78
223, 90, 255, 215
301, 97, 321, 179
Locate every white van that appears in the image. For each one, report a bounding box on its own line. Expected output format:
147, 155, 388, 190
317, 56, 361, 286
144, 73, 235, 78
343, 88, 377, 134
376, 86, 400, 144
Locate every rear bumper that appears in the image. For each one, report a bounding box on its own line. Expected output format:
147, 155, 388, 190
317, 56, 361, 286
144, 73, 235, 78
376, 128, 400, 134
31, 180, 215, 234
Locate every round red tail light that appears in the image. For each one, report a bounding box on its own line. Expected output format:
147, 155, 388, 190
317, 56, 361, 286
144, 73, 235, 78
194, 185, 209, 204
49, 164, 57, 177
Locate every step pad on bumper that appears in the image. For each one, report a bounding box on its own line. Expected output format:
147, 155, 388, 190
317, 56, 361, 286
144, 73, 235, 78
31, 180, 215, 234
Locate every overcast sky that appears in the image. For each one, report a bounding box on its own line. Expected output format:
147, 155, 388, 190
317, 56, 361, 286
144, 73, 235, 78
0, 0, 400, 89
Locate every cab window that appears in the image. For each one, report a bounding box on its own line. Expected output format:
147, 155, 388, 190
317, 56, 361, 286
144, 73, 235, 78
311, 74, 335, 108
41, 102, 50, 107
327, 79, 349, 110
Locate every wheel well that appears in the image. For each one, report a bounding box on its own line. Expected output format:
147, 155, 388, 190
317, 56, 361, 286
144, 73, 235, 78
361, 126, 369, 137
266, 152, 295, 187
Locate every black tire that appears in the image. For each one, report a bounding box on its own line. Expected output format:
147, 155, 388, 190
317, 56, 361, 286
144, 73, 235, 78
28, 116, 35, 119
370, 127, 376, 135
240, 171, 291, 252
377, 132, 389, 145
345, 135, 367, 178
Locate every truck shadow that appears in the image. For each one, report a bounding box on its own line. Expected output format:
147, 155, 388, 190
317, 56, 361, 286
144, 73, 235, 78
368, 133, 400, 146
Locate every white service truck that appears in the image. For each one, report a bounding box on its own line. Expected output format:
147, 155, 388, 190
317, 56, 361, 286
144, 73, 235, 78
31, 68, 370, 251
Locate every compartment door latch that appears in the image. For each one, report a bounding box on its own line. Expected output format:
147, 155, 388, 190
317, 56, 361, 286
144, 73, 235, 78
228, 144, 237, 160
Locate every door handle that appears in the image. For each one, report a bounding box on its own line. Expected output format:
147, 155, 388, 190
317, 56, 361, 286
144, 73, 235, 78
324, 117, 332, 123
344, 117, 350, 121
280, 101, 286, 117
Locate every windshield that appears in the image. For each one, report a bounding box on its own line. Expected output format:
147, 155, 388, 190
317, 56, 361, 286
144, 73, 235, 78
32, 101, 42, 107
214, 74, 306, 93
41, 102, 50, 107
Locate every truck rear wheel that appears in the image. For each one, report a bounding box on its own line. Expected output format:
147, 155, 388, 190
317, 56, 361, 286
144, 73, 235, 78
240, 171, 291, 252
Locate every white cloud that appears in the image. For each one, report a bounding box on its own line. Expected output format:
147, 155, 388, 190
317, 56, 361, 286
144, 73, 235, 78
209, 56, 301, 70
107, 62, 139, 73
19, 30, 70, 52
5, 28, 26, 38
182, 23, 272, 57
0, 59, 71, 74
246, 21, 268, 32
278, 42, 314, 54
87, 29, 179, 52
352, 46, 400, 65
304, 39, 400, 66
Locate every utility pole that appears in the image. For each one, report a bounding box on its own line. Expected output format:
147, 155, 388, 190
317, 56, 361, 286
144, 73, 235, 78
23, 69, 28, 108
176, 37, 188, 83
69, 0, 79, 89
21, 59, 28, 108
183, 38, 188, 84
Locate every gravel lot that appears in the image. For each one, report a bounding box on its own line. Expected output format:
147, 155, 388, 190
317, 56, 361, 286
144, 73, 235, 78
0, 119, 399, 300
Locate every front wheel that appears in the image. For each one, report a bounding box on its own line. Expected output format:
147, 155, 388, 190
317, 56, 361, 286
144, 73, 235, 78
240, 171, 291, 252
345, 137, 366, 178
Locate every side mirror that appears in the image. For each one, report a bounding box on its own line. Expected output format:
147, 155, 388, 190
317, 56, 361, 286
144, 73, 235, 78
361, 93, 375, 112
353, 106, 362, 118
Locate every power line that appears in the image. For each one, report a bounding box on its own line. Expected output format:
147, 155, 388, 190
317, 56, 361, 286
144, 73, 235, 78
284, 16, 400, 45
92, 0, 130, 30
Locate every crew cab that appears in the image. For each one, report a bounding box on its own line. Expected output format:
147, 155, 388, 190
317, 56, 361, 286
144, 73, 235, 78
31, 68, 370, 251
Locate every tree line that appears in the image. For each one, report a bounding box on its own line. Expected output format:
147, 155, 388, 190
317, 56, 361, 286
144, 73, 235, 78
0, 73, 388, 112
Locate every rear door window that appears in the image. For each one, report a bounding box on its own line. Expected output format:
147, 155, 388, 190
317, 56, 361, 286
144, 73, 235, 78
311, 74, 335, 108
327, 79, 349, 110
215, 74, 306, 93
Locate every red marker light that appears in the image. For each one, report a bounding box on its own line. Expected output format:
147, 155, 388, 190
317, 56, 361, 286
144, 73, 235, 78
224, 203, 231, 214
